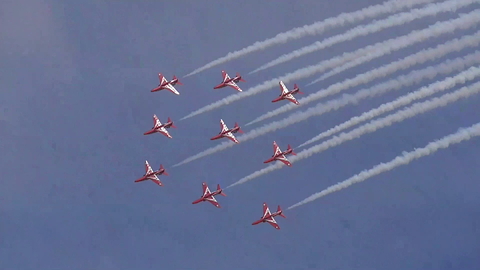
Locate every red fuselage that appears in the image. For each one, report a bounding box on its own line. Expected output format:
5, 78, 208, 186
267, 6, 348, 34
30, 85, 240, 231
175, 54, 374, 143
135, 169, 165, 182
143, 122, 174, 135
152, 79, 179, 92
252, 211, 283, 225
272, 87, 301, 103
263, 148, 294, 163
214, 76, 242, 89
192, 190, 222, 204
210, 126, 241, 140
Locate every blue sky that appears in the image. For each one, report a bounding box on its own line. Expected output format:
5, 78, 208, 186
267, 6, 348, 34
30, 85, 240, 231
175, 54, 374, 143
1, 0, 479, 269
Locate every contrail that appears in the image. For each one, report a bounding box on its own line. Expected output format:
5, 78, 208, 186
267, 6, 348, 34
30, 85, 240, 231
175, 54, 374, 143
298, 66, 480, 148
227, 80, 480, 188
173, 52, 480, 167
309, 9, 480, 84
246, 31, 480, 126
250, 0, 474, 74
184, 0, 435, 77
288, 121, 480, 210
181, 11, 480, 121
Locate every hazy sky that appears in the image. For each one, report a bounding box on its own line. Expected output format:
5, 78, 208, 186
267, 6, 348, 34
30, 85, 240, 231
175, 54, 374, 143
1, 0, 479, 269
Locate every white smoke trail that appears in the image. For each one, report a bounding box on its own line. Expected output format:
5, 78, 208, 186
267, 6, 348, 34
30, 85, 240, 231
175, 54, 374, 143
173, 52, 480, 167
309, 9, 480, 84
228, 80, 480, 188
246, 30, 480, 126
298, 66, 480, 147
288, 121, 480, 209
250, 0, 474, 74
181, 11, 480, 121
184, 0, 436, 77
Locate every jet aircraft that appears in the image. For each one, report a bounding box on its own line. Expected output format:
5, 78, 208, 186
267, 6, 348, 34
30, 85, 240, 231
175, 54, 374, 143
144, 114, 176, 138
252, 202, 286, 230
272, 81, 303, 105
213, 70, 245, 92
134, 160, 169, 186
263, 141, 296, 167
210, 119, 243, 143
192, 182, 226, 208
151, 73, 182, 95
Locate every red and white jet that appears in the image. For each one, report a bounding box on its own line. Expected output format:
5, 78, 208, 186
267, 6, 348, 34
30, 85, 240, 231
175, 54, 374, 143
192, 182, 227, 208
134, 160, 169, 186
213, 70, 246, 92
143, 114, 176, 138
151, 73, 182, 95
263, 141, 296, 167
272, 81, 303, 105
210, 119, 244, 144
252, 202, 286, 230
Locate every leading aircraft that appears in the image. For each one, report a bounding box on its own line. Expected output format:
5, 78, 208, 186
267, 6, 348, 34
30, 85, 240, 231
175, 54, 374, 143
271, 81, 303, 105
210, 119, 243, 144
213, 70, 246, 92
252, 202, 286, 230
151, 73, 182, 95
192, 182, 227, 208
144, 114, 176, 138
263, 141, 296, 167
134, 160, 169, 186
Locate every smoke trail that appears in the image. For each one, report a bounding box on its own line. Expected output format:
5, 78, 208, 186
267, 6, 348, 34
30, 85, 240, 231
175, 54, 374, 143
228, 80, 480, 188
250, 0, 474, 74
309, 9, 480, 84
173, 52, 480, 167
246, 30, 480, 126
181, 12, 480, 121
184, 0, 435, 77
288, 121, 480, 209
298, 66, 480, 147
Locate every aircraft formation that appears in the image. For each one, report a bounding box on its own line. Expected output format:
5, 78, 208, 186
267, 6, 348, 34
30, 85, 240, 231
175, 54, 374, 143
136, 71, 301, 229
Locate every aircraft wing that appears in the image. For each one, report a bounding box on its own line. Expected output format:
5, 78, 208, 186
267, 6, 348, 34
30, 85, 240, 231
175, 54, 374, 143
276, 154, 292, 167
158, 73, 168, 85
221, 70, 230, 82
205, 195, 220, 208
163, 83, 180, 95
265, 217, 280, 229
148, 174, 163, 186
145, 160, 153, 174
202, 182, 212, 197
279, 81, 289, 95
262, 203, 272, 218
153, 114, 162, 127
219, 119, 228, 133
223, 132, 239, 143
157, 127, 172, 138
284, 94, 299, 105
273, 141, 282, 156
225, 81, 242, 92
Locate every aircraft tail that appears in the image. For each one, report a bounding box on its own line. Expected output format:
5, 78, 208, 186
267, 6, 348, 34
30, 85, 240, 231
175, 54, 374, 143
217, 184, 227, 196
277, 205, 286, 218
287, 144, 297, 155
294, 84, 304, 94
168, 117, 177, 128
173, 75, 183, 85
236, 73, 246, 82
160, 164, 169, 176
235, 122, 244, 133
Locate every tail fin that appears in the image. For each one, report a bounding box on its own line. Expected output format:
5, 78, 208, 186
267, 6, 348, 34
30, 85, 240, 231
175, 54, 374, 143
294, 84, 304, 94
160, 164, 169, 176
168, 117, 177, 128
288, 144, 297, 155
277, 205, 286, 218
217, 184, 227, 196
173, 75, 183, 85
235, 122, 244, 133
236, 73, 246, 82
